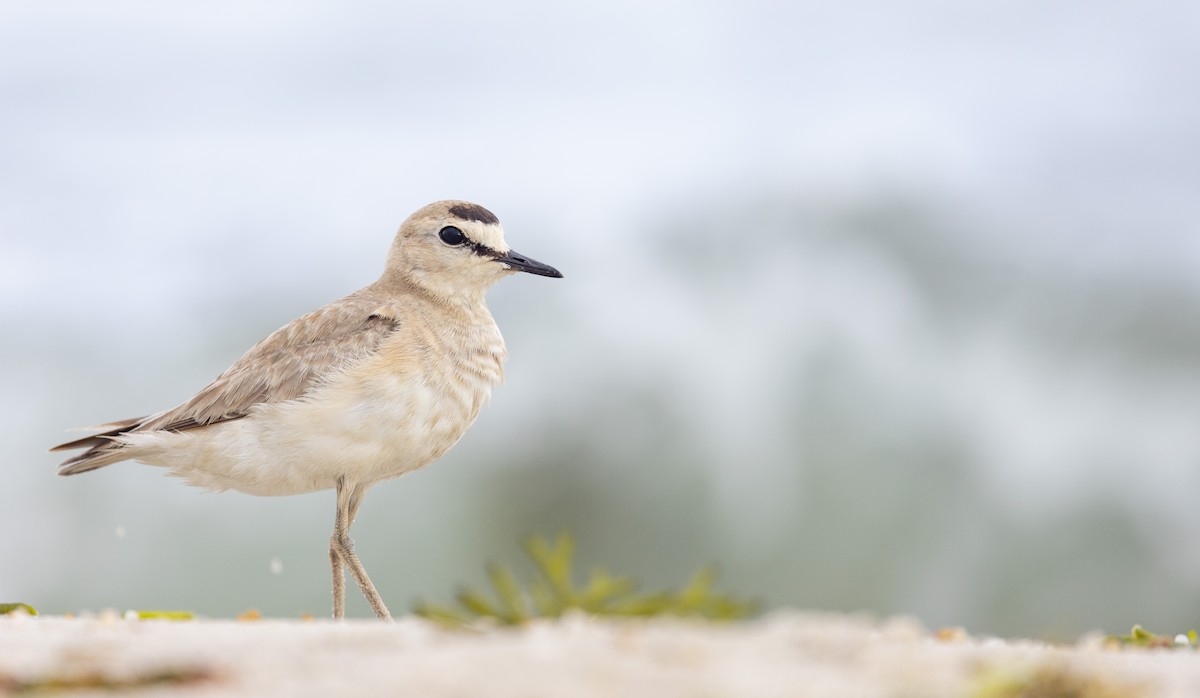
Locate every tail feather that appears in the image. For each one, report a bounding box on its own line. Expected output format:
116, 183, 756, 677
50, 418, 143, 452
52, 417, 145, 475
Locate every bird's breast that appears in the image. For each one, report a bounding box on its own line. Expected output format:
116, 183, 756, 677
223, 312, 511, 494
376, 317, 507, 412
324, 317, 506, 474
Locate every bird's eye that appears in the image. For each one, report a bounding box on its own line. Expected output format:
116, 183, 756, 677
438, 226, 466, 246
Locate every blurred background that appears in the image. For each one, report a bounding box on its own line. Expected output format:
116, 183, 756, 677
3, 1, 1200, 639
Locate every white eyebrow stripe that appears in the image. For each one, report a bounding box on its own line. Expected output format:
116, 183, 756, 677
467, 223, 509, 253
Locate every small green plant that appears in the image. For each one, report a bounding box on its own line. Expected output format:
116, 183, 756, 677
1107, 624, 1197, 649
0, 667, 214, 693
0, 603, 37, 616
134, 610, 195, 621
972, 663, 1137, 698
414, 532, 756, 625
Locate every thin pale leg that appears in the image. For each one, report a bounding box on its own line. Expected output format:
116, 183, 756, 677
330, 540, 346, 619
329, 477, 392, 620
330, 477, 348, 619
341, 483, 392, 619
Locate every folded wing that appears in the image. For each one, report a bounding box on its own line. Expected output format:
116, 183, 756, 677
53, 294, 401, 475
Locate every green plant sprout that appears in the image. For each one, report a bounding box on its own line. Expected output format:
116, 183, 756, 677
972, 663, 1134, 698
0, 603, 37, 616
1107, 625, 1198, 649
134, 610, 195, 621
413, 532, 757, 625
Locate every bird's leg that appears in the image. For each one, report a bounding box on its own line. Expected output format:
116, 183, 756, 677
330, 536, 346, 619
330, 478, 348, 619
330, 478, 392, 620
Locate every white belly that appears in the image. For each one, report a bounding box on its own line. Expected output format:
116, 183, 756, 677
121, 358, 499, 496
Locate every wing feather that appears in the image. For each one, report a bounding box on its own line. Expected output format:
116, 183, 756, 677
54, 291, 401, 472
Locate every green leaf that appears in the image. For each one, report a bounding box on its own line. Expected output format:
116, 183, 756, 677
0, 603, 37, 616
675, 567, 716, 612
578, 568, 634, 611
412, 603, 472, 626
135, 610, 194, 621
456, 587, 500, 618
487, 562, 528, 623
525, 532, 576, 604
528, 579, 562, 617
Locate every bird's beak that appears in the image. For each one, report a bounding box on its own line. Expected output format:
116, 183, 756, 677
499, 250, 563, 278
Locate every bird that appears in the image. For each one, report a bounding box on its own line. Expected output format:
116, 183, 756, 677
51, 200, 562, 620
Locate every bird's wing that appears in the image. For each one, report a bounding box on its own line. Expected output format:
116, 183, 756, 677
52, 293, 401, 458
139, 298, 400, 433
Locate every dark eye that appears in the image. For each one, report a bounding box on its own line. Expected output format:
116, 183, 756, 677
438, 226, 466, 246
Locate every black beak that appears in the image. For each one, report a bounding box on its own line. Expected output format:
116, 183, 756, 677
499, 249, 563, 278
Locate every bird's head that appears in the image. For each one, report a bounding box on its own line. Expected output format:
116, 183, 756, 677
383, 200, 562, 301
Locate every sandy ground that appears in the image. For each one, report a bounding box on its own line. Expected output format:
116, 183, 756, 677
3, 611, 1199, 697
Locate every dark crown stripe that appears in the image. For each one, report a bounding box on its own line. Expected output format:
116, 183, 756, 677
448, 203, 500, 226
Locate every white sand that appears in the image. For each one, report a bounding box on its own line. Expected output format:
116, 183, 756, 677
3, 611, 1199, 696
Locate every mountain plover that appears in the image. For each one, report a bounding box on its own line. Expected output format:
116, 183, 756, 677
51, 200, 562, 620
